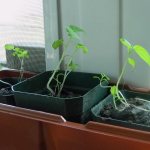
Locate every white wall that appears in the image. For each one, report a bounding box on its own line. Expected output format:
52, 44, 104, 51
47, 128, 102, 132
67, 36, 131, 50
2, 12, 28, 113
122, 0, 150, 88
60, 0, 120, 78
43, 0, 59, 70
44, 0, 150, 88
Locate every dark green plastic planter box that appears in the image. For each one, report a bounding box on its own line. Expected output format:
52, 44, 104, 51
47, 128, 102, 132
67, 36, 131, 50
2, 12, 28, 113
0, 79, 17, 105
0, 78, 25, 105
12, 71, 109, 123
91, 90, 150, 131
0, 70, 36, 105
0, 77, 30, 105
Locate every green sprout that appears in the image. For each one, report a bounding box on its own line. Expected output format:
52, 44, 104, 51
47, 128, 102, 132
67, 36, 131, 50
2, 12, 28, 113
95, 38, 150, 112
47, 25, 88, 97
5, 44, 29, 81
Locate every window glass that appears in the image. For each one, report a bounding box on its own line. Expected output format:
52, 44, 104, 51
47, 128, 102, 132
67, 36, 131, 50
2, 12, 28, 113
0, 0, 45, 62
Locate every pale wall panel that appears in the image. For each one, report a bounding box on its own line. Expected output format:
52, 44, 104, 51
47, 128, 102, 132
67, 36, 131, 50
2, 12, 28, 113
122, 0, 150, 88
43, 0, 59, 70
60, 0, 120, 78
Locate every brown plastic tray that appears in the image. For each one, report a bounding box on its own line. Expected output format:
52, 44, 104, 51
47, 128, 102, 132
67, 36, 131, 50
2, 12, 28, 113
0, 69, 36, 78
0, 103, 149, 150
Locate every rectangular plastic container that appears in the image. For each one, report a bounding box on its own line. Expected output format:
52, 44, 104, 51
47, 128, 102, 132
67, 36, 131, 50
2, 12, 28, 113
13, 71, 109, 122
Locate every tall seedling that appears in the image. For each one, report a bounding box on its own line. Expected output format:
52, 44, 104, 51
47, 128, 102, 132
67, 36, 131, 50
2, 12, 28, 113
95, 38, 150, 111
47, 25, 88, 97
5, 45, 29, 81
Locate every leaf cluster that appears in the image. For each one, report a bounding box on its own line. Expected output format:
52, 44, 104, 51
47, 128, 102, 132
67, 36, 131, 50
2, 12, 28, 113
5, 44, 29, 82
120, 38, 150, 68
95, 38, 150, 111
47, 25, 89, 97
5, 44, 29, 59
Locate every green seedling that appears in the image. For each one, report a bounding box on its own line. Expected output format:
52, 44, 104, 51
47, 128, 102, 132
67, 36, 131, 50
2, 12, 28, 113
5, 44, 29, 81
47, 25, 88, 97
95, 38, 150, 112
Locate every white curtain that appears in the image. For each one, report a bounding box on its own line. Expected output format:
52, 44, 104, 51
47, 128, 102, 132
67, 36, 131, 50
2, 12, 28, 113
0, 0, 45, 61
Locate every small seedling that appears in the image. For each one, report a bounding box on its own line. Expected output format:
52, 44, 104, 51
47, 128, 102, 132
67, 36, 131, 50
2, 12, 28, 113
47, 25, 88, 97
95, 38, 150, 111
5, 45, 29, 81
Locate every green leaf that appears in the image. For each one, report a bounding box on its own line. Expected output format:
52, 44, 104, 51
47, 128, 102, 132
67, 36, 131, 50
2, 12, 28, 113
76, 43, 88, 53
120, 38, 132, 51
5, 44, 15, 50
133, 45, 150, 66
11, 47, 29, 59
69, 25, 84, 33
66, 26, 80, 39
93, 76, 100, 80
22, 50, 29, 58
110, 86, 118, 97
93, 74, 110, 83
66, 25, 84, 39
68, 61, 78, 71
18, 53, 23, 58
128, 58, 136, 68
100, 73, 110, 82
12, 52, 16, 56
52, 39, 63, 49
14, 47, 20, 52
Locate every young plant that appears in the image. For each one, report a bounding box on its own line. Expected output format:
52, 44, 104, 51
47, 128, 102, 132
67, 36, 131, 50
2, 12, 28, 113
47, 25, 88, 97
95, 38, 150, 111
5, 45, 29, 81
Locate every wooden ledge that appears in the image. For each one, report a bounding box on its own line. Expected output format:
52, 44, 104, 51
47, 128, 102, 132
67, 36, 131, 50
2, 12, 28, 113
86, 121, 150, 143
0, 103, 66, 123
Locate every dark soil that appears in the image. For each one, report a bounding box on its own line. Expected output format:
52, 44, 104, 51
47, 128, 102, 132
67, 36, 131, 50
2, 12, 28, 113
58, 88, 82, 98
36, 87, 85, 98
100, 98, 150, 126
0, 87, 13, 96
